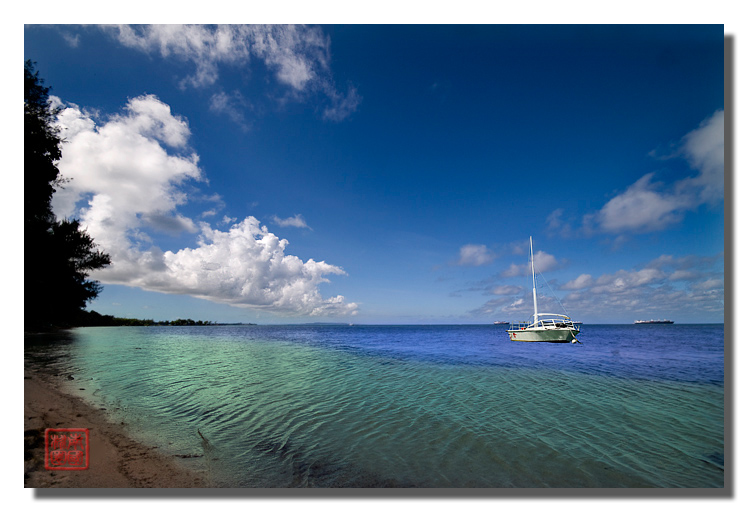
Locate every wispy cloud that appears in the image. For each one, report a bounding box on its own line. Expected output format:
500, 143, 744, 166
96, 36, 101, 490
457, 244, 495, 266
200, 193, 226, 218
51, 95, 357, 317
562, 257, 724, 319
502, 250, 559, 277
249, 24, 328, 92
471, 252, 723, 320
490, 285, 524, 296
322, 84, 361, 122
271, 214, 311, 229
592, 172, 693, 233
680, 109, 725, 204
587, 110, 724, 234
449, 276, 523, 299
209, 90, 252, 131
100, 24, 360, 123
560, 274, 594, 290
103, 24, 251, 89
61, 31, 80, 48
546, 208, 573, 237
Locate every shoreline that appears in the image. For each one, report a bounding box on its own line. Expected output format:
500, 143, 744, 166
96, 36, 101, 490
24, 357, 207, 488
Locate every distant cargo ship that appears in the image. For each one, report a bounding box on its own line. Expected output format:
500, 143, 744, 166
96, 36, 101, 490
634, 319, 674, 324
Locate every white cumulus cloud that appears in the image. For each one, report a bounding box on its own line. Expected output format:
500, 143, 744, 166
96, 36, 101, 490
149, 218, 356, 315
51, 94, 202, 256
50, 95, 357, 317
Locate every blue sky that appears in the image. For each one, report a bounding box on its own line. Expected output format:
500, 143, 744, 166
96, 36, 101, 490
23, 24, 725, 324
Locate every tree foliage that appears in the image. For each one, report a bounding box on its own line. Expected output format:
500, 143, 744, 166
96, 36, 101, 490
25, 60, 111, 329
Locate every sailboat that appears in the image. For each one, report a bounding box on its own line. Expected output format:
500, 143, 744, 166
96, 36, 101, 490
506, 237, 581, 343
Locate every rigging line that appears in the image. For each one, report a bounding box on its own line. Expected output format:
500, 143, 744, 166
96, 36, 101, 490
536, 270, 570, 318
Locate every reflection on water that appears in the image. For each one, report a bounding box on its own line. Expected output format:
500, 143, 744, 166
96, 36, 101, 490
25, 324, 724, 487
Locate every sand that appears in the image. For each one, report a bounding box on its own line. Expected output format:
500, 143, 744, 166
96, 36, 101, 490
24, 358, 208, 488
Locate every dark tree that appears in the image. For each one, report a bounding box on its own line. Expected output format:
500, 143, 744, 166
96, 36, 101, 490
25, 60, 62, 227
25, 61, 111, 329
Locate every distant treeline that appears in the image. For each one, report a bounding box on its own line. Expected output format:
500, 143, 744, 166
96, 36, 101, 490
75, 310, 255, 327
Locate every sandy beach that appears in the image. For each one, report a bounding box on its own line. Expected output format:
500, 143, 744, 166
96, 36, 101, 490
24, 355, 207, 488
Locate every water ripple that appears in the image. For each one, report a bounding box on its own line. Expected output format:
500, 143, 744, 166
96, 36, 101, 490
25, 324, 724, 488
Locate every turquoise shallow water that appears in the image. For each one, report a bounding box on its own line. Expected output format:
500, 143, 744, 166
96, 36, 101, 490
25, 324, 724, 487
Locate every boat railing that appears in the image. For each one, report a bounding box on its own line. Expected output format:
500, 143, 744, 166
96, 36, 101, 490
508, 315, 580, 331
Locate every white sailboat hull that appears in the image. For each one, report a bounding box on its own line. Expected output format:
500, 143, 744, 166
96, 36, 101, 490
506, 327, 580, 342
504, 238, 581, 343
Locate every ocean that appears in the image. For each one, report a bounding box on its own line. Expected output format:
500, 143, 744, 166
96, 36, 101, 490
25, 323, 724, 488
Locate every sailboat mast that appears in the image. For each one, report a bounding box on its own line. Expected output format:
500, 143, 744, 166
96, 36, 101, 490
531, 236, 538, 325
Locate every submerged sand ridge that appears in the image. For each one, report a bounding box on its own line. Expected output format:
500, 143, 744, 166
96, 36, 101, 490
24, 359, 207, 488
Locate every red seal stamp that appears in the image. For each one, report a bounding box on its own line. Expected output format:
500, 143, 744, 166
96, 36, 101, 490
44, 429, 90, 470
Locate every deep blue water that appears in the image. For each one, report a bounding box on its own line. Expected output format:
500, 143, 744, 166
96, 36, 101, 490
25, 324, 724, 488
249, 324, 724, 385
